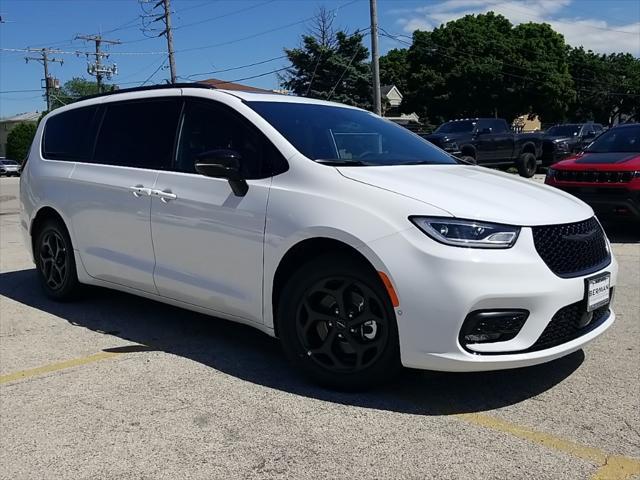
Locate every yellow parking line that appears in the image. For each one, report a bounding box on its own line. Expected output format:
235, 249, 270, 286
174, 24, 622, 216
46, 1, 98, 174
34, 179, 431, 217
456, 413, 640, 480
0, 351, 120, 385
1, 351, 638, 480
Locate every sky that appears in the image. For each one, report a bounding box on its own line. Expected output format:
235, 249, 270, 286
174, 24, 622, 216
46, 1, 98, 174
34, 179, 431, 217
1, 0, 639, 117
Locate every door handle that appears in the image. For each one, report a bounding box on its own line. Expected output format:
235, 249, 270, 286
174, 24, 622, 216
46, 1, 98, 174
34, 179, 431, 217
129, 185, 152, 198
152, 189, 178, 203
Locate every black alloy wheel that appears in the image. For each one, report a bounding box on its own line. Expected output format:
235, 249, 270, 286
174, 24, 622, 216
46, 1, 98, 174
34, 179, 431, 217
296, 276, 390, 372
35, 219, 80, 300
39, 230, 67, 291
278, 254, 400, 390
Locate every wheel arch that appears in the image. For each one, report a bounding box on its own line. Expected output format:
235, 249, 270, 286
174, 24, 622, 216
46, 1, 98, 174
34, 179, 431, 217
29, 206, 70, 257
520, 142, 537, 156
269, 235, 393, 337
460, 144, 476, 158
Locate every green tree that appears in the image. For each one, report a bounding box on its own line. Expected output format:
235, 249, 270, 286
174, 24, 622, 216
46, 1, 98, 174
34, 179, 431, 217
50, 77, 115, 110
510, 22, 575, 123
281, 9, 371, 109
569, 48, 640, 124
400, 13, 579, 125
403, 13, 518, 124
6, 122, 37, 162
379, 48, 409, 94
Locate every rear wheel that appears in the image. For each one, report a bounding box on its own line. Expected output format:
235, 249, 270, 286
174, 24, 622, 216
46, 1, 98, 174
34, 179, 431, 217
277, 254, 400, 390
34, 219, 80, 300
460, 155, 476, 165
517, 152, 538, 178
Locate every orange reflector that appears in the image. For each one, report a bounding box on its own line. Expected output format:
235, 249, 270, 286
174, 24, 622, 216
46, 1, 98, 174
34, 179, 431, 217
378, 271, 400, 307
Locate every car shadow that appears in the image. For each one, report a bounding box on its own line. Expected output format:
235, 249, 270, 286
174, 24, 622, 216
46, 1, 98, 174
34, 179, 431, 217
0, 268, 584, 416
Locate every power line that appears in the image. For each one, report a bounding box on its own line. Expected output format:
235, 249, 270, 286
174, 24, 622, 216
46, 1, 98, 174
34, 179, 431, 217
140, 57, 169, 86
383, 31, 640, 97
184, 55, 288, 80
24, 48, 64, 111
75, 34, 122, 92
176, 0, 361, 53
173, 0, 276, 31
139, 0, 177, 83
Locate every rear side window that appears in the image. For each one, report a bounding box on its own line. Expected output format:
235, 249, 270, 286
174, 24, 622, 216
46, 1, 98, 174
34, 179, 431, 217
43, 106, 98, 160
94, 98, 181, 169
490, 119, 508, 133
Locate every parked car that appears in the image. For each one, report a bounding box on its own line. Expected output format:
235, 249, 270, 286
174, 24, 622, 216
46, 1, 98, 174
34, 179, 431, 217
542, 123, 605, 165
546, 123, 640, 222
20, 85, 617, 389
422, 118, 543, 178
0, 159, 21, 176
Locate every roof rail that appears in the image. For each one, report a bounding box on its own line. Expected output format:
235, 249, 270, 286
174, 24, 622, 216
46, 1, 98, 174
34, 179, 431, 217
78, 82, 217, 102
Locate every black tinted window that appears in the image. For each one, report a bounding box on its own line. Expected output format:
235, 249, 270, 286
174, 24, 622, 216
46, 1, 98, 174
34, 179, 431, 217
248, 102, 456, 166
43, 106, 98, 160
176, 100, 284, 178
490, 119, 508, 133
94, 99, 181, 169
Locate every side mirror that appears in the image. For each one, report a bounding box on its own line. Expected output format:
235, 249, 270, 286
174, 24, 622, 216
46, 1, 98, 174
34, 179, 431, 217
478, 127, 492, 135
582, 131, 596, 140
195, 149, 248, 197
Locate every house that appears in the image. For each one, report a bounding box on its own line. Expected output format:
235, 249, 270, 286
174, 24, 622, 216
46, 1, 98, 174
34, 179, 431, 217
381, 84, 421, 128
0, 111, 40, 157
512, 114, 541, 132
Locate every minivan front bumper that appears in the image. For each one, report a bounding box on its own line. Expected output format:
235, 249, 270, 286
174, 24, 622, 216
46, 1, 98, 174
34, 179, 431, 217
366, 224, 617, 372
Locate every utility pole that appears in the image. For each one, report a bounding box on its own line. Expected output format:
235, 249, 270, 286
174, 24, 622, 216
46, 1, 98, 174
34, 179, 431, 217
25, 48, 63, 111
76, 34, 121, 92
140, 0, 177, 83
369, 0, 382, 116
162, 0, 177, 83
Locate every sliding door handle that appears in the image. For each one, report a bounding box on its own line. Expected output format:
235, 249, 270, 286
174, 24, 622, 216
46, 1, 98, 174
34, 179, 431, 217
152, 189, 178, 203
129, 185, 152, 198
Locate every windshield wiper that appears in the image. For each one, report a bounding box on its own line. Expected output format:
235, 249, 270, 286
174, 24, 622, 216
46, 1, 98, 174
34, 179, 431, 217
315, 159, 374, 166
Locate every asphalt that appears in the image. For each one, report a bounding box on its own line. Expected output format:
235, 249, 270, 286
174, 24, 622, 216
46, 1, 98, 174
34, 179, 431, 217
0, 175, 638, 480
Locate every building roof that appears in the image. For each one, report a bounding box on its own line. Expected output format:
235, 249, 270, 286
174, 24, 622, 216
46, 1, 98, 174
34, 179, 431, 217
197, 78, 271, 93
0, 111, 40, 123
381, 85, 394, 96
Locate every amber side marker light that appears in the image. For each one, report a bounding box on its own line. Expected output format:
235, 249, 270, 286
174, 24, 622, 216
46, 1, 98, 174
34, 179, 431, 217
378, 271, 400, 307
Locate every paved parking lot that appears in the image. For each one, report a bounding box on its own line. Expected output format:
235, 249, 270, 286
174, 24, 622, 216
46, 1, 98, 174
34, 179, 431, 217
1, 175, 639, 479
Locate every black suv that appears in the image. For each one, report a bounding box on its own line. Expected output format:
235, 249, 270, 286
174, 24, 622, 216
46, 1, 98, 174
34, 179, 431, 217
423, 118, 543, 177
542, 123, 605, 164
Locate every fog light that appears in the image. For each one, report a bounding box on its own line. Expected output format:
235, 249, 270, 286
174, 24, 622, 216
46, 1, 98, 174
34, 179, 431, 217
460, 310, 529, 348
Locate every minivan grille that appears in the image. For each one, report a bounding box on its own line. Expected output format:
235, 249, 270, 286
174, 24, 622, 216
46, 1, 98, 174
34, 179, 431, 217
531, 217, 610, 278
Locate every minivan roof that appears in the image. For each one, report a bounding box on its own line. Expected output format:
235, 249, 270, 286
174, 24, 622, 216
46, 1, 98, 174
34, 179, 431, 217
75, 83, 361, 110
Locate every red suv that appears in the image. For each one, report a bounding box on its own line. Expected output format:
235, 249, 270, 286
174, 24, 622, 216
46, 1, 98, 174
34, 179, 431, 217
545, 123, 640, 221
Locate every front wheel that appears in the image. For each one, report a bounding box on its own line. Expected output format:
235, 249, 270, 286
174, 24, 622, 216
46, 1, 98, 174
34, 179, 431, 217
517, 152, 538, 178
277, 254, 401, 390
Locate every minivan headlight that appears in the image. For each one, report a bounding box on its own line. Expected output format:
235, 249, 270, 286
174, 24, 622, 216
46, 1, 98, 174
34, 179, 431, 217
410, 217, 520, 248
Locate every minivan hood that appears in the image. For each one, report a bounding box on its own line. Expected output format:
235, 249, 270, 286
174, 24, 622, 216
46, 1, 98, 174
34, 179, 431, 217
337, 165, 592, 226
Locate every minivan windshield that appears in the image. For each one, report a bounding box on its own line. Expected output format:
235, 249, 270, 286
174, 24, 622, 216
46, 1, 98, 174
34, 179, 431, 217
246, 101, 457, 166
435, 121, 477, 134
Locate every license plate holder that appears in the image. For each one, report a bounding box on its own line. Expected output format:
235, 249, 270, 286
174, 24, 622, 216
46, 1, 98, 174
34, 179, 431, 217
585, 273, 611, 312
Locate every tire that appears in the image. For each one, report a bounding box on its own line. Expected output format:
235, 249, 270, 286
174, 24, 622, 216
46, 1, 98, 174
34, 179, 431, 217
34, 218, 80, 300
277, 254, 401, 390
517, 152, 537, 178
460, 155, 476, 165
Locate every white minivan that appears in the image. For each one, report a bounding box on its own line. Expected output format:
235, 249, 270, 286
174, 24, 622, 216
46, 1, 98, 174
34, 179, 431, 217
20, 85, 616, 388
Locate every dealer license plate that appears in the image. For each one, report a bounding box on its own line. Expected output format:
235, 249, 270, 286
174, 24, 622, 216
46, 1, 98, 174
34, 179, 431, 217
586, 273, 610, 312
